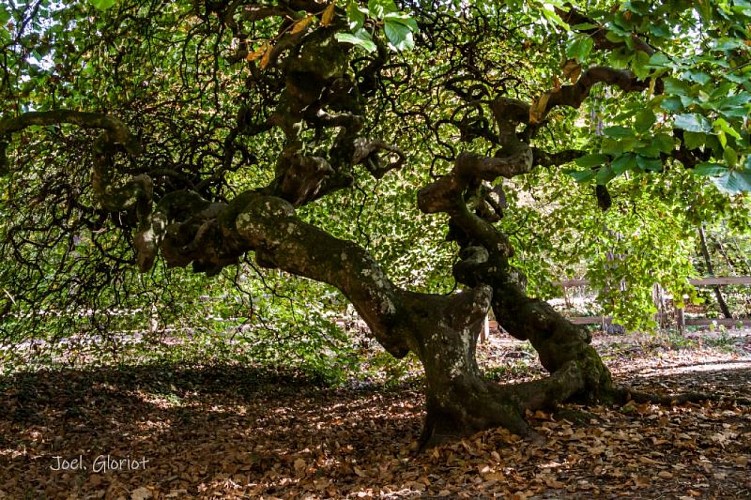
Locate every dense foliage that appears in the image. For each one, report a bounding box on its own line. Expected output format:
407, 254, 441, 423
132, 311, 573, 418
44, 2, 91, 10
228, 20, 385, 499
1, 0, 750, 375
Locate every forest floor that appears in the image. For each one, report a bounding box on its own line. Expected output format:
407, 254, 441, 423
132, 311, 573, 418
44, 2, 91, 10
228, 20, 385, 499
1, 328, 750, 499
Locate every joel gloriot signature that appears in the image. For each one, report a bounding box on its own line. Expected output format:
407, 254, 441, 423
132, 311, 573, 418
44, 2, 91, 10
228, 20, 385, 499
51, 455, 149, 473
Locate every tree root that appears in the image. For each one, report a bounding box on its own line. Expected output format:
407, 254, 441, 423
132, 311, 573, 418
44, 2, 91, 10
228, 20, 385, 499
611, 385, 751, 406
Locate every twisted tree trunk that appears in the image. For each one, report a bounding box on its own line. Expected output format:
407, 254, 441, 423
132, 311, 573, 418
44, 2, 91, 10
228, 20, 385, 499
132, 186, 615, 448
1, 115, 618, 450
227, 191, 613, 448
0, 26, 624, 450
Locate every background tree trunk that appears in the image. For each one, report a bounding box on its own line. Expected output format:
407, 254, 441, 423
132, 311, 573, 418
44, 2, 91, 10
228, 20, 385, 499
699, 226, 732, 319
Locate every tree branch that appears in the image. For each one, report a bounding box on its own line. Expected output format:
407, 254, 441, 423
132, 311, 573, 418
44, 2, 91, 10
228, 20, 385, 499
532, 148, 585, 167
491, 67, 653, 134
0, 111, 141, 155
418, 149, 534, 216
352, 138, 406, 179
556, 6, 656, 56
234, 193, 410, 357
546, 66, 652, 113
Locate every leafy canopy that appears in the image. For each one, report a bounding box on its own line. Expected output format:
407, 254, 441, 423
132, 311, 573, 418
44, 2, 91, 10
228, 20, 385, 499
0, 0, 750, 349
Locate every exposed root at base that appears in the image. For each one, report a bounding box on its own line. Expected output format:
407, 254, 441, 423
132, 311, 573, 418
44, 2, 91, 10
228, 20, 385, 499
612, 385, 751, 406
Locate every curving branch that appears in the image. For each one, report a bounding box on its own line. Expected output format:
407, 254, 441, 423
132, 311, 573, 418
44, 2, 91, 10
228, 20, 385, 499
532, 147, 586, 167
0, 111, 141, 155
556, 6, 656, 56
490, 97, 530, 130
1, 111, 146, 209
234, 193, 412, 356
352, 138, 406, 179
547, 66, 653, 111
270, 145, 336, 206
136, 187, 490, 362
1, 110, 154, 268
489, 67, 654, 147
417, 149, 534, 216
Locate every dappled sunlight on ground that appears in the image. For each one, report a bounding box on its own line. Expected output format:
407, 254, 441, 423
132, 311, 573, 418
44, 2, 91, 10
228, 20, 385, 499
1, 331, 749, 498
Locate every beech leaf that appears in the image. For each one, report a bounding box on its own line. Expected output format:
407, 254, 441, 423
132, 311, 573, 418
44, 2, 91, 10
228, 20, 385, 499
291, 16, 315, 34
321, 2, 336, 26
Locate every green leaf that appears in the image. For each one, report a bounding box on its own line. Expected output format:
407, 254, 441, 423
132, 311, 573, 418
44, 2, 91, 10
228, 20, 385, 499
346, 1, 367, 31
384, 18, 415, 51
384, 12, 419, 31
635, 141, 661, 158
709, 81, 737, 101
612, 153, 637, 174
724, 72, 749, 84
694, 163, 727, 176
674, 113, 712, 133
634, 109, 656, 133
647, 52, 671, 69
712, 169, 751, 194
718, 92, 751, 110
564, 169, 597, 183
704, 134, 723, 154
624, 2, 649, 14
0, 5, 11, 25
713, 37, 744, 52
596, 165, 616, 185
605, 31, 626, 44
571, 22, 599, 30
648, 24, 671, 39
603, 126, 634, 138
717, 130, 727, 149
88, 0, 117, 10
601, 137, 637, 155
659, 96, 683, 112
575, 153, 609, 168
723, 147, 738, 168
367, 0, 398, 19
539, 6, 570, 30
566, 36, 594, 61
654, 133, 675, 153
335, 31, 377, 52
632, 50, 651, 80
683, 70, 711, 85
683, 131, 707, 150
718, 106, 751, 119
683, 95, 701, 108
713, 118, 742, 141
663, 77, 690, 96
636, 155, 662, 172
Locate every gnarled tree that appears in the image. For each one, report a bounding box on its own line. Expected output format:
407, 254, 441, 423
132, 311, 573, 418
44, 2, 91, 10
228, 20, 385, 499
1, 0, 750, 447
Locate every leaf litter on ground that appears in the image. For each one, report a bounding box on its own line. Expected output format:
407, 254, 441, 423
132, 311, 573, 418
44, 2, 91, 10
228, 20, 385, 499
1, 329, 750, 498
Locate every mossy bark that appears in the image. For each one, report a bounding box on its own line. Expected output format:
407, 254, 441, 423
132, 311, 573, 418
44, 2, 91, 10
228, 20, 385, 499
400, 289, 532, 446
404, 281, 614, 448
135, 190, 616, 448
492, 279, 614, 401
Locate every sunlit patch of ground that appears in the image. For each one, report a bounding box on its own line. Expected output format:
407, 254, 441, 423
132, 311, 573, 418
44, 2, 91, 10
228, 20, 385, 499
1, 330, 749, 498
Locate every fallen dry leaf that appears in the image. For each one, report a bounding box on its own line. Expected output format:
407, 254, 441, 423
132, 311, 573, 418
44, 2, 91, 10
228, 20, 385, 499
1, 332, 749, 498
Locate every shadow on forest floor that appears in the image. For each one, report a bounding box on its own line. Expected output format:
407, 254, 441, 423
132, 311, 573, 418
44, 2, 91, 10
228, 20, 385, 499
1, 333, 750, 498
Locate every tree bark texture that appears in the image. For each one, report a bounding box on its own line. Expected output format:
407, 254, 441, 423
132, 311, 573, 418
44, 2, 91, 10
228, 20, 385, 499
128, 185, 615, 447
1, 114, 618, 449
